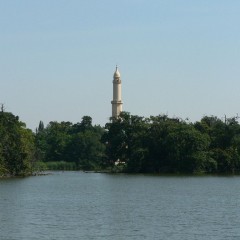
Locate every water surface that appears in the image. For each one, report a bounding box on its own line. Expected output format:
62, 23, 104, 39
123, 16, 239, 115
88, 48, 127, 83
0, 172, 240, 239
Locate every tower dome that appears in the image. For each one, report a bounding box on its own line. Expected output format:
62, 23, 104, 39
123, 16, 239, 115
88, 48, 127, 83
113, 65, 121, 78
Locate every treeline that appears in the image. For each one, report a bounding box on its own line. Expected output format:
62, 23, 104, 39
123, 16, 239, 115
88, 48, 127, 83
1, 110, 240, 176
35, 116, 106, 171
104, 112, 240, 174
0, 112, 106, 176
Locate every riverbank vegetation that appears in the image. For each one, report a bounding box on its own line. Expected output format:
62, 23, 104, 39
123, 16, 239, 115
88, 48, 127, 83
104, 112, 240, 174
0, 109, 35, 177
1, 108, 240, 176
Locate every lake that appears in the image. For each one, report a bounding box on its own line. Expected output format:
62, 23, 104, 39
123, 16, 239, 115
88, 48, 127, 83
0, 172, 240, 240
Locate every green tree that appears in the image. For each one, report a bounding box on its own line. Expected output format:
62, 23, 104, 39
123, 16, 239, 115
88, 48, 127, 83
36, 117, 106, 171
102, 112, 149, 172
195, 116, 240, 173
0, 111, 35, 176
67, 130, 105, 170
44, 121, 72, 162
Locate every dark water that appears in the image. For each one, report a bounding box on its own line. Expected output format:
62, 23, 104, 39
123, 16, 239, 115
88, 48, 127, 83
1, 172, 240, 240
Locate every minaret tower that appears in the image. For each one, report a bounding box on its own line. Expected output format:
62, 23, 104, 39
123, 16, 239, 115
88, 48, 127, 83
111, 66, 123, 118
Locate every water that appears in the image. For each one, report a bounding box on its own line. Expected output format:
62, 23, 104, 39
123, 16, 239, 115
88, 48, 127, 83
1, 172, 240, 240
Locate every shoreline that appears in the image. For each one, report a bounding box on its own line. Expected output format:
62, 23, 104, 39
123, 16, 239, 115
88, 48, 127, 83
1, 169, 240, 179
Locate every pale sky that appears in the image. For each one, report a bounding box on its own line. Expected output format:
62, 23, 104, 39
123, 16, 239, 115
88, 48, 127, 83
0, 0, 240, 129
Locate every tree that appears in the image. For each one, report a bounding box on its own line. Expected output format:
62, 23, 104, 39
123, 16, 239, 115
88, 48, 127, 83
194, 116, 240, 173
36, 118, 106, 171
43, 121, 72, 162
66, 130, 105, 170
0, 111, 35, 176
103, 112, 149, 172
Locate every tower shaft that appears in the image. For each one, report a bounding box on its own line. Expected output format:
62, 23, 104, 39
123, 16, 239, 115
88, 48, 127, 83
111, 66, 123, 118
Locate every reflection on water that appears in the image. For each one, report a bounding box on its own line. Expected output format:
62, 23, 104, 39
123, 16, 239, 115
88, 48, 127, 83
1, 172, 240, 240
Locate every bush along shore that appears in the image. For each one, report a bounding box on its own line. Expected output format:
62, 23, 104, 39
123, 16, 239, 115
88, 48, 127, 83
1, 109, 240, 177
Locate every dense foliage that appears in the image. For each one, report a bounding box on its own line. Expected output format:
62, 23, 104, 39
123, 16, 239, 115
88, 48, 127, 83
103, 112, 240, 174
0, 110, 35, 176
2, 108, 240, 176
35, 116, 106, 171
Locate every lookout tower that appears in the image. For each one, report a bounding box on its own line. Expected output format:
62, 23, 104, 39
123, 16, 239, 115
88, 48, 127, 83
111, 66, 123, 118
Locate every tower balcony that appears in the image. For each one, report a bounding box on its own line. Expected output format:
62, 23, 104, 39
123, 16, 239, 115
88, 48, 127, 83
111, 100, 123, 104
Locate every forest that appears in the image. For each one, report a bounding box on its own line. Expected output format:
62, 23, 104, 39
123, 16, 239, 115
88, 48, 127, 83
1, 109, 240, 176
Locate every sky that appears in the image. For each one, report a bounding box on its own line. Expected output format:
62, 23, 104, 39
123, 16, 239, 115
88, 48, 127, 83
0, 0, 240, 129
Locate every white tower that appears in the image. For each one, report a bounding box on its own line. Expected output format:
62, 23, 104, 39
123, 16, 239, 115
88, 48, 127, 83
111, 66, 123, 118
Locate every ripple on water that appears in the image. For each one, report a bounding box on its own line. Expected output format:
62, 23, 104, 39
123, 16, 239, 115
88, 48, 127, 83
1, 173, 240, 240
